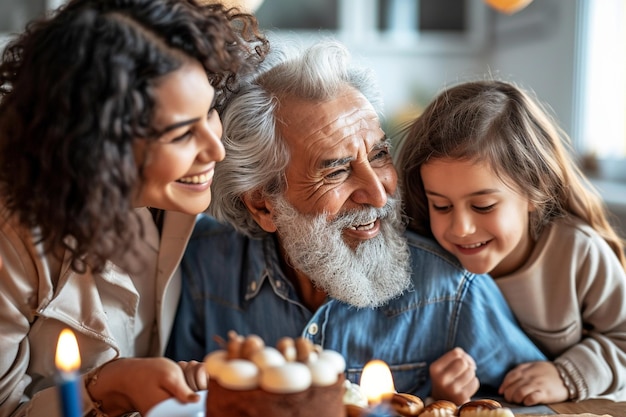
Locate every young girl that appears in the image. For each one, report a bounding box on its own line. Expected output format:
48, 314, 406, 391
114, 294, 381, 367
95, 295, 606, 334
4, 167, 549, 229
396, 80, 626, 405
0, 1, 267, 416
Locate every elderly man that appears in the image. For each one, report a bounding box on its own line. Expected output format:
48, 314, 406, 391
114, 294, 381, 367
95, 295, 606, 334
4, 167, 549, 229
166, 40, 546, 403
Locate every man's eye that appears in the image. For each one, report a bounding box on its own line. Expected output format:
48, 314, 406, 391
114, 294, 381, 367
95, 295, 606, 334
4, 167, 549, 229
372, 148, 390, 160
326, 168, 349, 179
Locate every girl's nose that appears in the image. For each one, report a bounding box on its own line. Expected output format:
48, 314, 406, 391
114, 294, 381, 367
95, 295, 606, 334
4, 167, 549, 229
450, 210, 475, 237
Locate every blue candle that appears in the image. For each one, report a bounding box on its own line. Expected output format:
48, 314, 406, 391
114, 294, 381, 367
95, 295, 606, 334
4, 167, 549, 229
55, 329, 83, 417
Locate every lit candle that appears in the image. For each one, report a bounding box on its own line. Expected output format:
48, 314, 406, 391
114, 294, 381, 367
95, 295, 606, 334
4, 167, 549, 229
360, 359, 396, 406
55, 329, 83, 417
352, 360, 424, 417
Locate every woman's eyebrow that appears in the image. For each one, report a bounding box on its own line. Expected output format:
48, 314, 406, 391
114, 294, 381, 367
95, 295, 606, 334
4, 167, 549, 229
160, 117, 201, 134
158, 91, 216, 135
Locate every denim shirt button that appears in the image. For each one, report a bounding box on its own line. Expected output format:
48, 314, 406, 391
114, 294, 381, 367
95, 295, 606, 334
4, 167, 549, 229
307, 323, 319, 335
249, 281, 257, 291
275, 280, 282, 288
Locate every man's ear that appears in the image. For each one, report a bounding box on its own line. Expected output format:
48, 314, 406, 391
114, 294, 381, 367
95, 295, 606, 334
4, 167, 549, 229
242, 190, 278, 233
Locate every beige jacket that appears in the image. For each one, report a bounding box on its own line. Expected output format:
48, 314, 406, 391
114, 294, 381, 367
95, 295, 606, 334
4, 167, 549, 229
496, 216, 626, 401
0, 206, 196, 417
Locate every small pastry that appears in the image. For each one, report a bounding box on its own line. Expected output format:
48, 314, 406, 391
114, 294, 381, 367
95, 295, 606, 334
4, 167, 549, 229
385, 392, 424, 416
457, 399, 514, 417
419, 399, 457, 417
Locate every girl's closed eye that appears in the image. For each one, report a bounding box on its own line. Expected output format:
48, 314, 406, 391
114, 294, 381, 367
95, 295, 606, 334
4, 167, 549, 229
430, 202, 452, 212
472, 203, 496, 213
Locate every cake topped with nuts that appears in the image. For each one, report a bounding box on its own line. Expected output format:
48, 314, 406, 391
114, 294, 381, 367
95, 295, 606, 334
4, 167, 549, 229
204, 331, 347, 417
203, 333, 519, 417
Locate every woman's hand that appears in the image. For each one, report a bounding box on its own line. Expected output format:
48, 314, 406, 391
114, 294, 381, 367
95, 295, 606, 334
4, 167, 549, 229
86, 357, 201, 416
499, 361, 568, 405
429, 347, 479, 405
177, 360, 208, 391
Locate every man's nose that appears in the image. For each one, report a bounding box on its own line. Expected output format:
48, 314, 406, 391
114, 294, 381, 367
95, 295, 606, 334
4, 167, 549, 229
350, 164, 391, 208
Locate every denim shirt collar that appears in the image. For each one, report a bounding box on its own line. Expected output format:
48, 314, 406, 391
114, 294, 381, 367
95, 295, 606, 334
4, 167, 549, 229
243, 233, 306, 308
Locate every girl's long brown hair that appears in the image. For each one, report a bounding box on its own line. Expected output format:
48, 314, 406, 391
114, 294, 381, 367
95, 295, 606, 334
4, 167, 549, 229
396, 80, 626, 268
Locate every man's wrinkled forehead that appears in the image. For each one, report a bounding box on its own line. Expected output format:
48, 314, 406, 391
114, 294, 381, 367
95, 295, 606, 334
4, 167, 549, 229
276, 87, 381, 143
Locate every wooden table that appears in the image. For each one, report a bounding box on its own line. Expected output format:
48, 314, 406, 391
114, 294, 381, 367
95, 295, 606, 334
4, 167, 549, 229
548, 399, 625, 417
503, 397, 624, 417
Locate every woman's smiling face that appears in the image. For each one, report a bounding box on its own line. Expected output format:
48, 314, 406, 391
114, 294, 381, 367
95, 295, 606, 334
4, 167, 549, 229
420, 157, 535, 278
133, 60, 225, 214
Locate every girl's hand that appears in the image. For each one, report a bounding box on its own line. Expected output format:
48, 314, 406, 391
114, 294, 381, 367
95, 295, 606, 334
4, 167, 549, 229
499, 361, 568, 405
87, 357, 201, 416
429, 347, 479, 405
177, 360, 208, 391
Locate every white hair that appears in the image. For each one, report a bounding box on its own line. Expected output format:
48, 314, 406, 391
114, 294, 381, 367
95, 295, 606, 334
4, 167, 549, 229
209, 39, 385, 237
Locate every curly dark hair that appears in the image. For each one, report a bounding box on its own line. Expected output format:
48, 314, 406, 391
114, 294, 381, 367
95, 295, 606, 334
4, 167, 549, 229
0, 0, 268, 273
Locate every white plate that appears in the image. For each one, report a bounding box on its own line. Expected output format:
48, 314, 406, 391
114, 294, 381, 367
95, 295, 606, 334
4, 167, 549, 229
145, 390, 206, 417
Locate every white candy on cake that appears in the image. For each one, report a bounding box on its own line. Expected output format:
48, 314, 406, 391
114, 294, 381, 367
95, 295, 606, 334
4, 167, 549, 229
204, 331, 347, 417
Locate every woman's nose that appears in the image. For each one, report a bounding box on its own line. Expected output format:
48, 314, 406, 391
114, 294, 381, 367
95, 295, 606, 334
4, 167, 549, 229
198, 112, 225, 162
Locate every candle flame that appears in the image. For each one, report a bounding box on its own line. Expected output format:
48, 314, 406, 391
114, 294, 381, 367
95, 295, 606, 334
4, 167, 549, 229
359, 359, 395, 405
55, 329, 81, 372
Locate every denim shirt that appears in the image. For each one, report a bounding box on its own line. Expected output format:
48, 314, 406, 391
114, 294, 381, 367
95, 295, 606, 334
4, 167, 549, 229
166, 214, 546, 398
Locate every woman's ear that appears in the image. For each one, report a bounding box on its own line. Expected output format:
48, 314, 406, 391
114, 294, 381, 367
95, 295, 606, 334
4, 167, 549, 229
242, 190, 277, 233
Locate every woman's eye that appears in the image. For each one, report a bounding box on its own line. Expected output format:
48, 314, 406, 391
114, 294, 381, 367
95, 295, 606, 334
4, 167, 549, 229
473, 204, 496, 213
168, 130, 193, 144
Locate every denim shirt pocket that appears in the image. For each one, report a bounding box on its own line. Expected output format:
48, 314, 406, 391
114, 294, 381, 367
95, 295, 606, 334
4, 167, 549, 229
345, 361, 429, 397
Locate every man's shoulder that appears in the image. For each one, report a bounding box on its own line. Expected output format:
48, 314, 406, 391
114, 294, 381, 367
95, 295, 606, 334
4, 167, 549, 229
404, 229, 464, 272
186, 214, 256, 254
191, 213, 238, 238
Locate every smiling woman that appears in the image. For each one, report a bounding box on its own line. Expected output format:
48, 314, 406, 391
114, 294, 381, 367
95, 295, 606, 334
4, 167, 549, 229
133, 60, 225, 215
0, 1, 268, 416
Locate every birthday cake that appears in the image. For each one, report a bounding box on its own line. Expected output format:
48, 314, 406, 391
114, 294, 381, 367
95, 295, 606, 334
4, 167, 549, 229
203, 334, 548, 417
204, 332, 347, 417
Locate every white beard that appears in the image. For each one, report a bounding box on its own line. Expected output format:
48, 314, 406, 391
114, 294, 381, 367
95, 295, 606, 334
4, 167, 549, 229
271, 194, 411, 308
